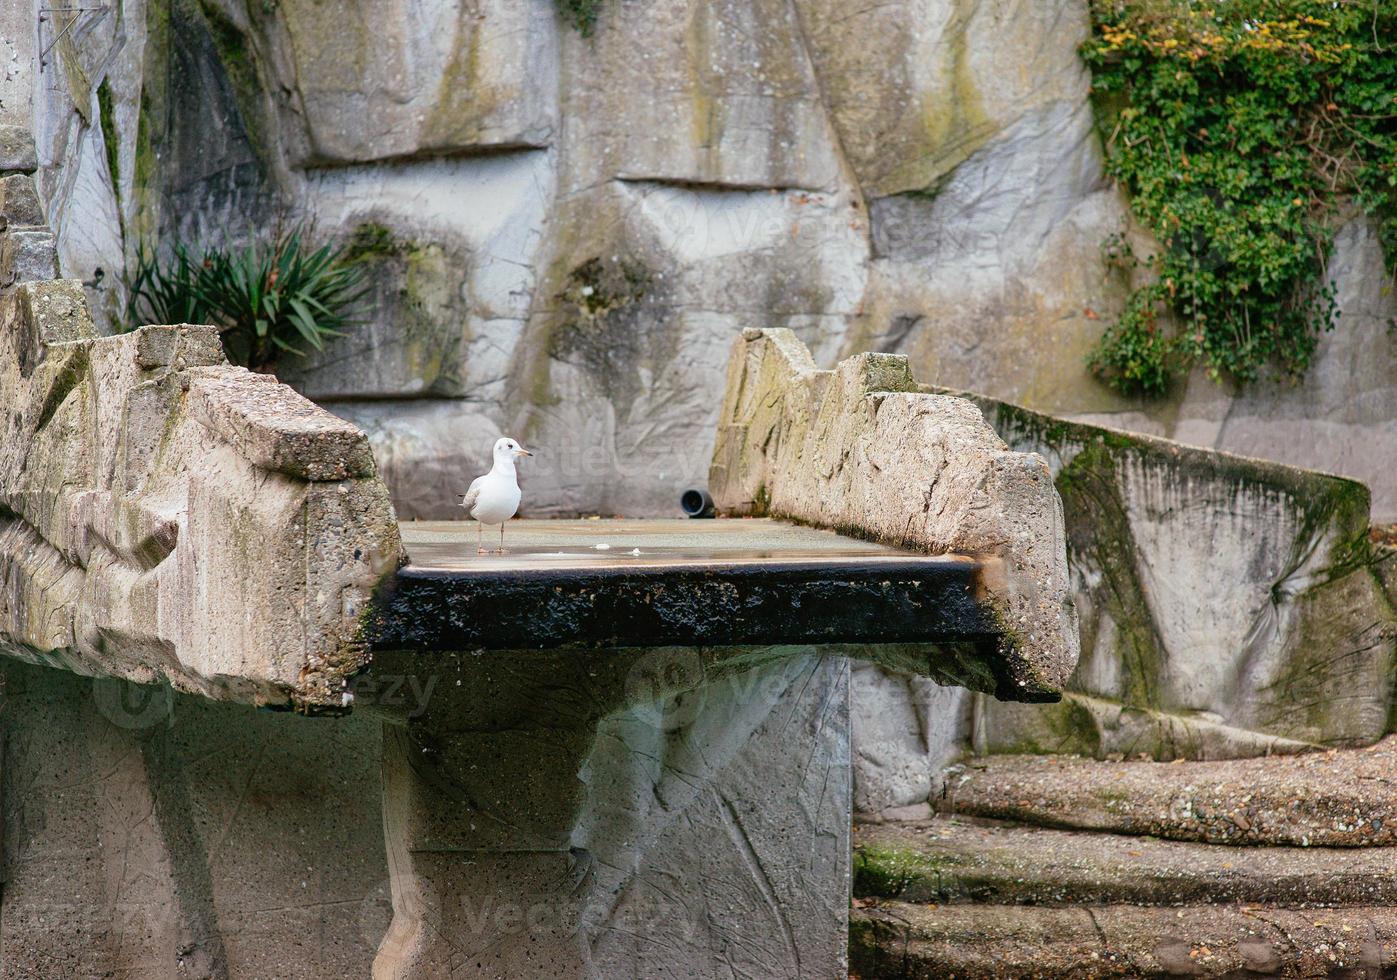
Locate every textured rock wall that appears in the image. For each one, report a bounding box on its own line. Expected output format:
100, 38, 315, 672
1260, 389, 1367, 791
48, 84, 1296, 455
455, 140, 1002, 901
14, 0, 1396, 520
971, 397, 1397, 755
368, 646, 852, 977
853, 394, 1397, 817
0, 650, 854, 978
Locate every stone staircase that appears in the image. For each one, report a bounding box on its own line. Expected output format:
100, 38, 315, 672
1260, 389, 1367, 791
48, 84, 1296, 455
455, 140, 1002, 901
0, 124, 58, 287
851, 738, 1397, 978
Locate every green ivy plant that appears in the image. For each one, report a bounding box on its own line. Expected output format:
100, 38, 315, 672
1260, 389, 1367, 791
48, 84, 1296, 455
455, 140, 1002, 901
1083, 0, 1397, 396
123, 226, 368, 373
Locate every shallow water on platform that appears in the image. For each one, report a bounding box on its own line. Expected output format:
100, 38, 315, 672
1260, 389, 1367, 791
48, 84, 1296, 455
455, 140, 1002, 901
399, 518, 973, 572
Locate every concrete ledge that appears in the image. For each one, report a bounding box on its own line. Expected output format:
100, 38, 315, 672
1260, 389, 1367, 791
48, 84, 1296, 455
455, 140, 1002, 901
0, 124, 37, 174
188, 369, 378, 481
0, 281, 402, 710
709, 329, 1079, 696
0, 174, 44, 227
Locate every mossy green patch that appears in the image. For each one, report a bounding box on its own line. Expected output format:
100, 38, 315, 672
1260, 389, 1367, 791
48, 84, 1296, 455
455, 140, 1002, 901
880, 0, 994, 196
1056, 440, 1167, 708
547, 254, 672, 414
97, 80, 121, 200
853, 844, 946, 900
423, 12, 491, 146
751, 483, 771, 518
343, 222, 405, 262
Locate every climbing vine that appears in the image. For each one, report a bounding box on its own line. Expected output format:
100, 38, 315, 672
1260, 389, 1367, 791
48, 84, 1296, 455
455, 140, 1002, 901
1082, 0, 1397, 395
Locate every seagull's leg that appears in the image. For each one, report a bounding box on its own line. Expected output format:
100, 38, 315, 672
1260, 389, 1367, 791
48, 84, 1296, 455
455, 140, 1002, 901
496, 522, 506, 555
476, 522, 487, 555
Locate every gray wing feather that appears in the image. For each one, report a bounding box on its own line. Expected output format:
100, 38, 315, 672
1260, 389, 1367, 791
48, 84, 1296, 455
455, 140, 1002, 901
459, 476, 485, 515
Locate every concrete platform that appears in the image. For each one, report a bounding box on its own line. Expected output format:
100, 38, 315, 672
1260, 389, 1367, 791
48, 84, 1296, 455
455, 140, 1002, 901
400, 517, 965, 571
368, 518, 1001, 661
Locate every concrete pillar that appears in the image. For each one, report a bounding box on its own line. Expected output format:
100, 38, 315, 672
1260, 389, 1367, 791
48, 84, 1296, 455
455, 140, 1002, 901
366, 647, 851, 979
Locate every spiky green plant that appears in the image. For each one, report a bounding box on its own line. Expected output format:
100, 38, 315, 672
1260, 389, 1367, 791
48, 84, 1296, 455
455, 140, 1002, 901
123, 226, 368, 372
195, 227, 368, 370
124, 241, 212, 328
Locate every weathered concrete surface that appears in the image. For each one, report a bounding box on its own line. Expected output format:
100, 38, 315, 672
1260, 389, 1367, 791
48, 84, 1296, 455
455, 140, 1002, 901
710, 327, 1079, 698
359, 646, 853, 979
851, 665, 970, 818
847, 394, 1395, 816
985, 690, 1322, 762
851, 901, 1397, 979
0, 658, 387, 979
225, 0, 558, 169
0, 648, 859, 979
970, 397, 1397, 754
853, 743, 1397, 977
854, 818, 1397, 907
0, 278, 402, 710
940, 738, 1397, 848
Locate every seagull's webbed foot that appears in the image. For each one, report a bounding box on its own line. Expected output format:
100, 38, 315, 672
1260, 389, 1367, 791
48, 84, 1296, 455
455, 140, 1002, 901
494, 548, 507, 555
476, 547, 489, 555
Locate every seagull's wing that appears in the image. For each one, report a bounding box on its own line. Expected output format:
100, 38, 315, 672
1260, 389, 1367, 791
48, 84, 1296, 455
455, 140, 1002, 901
458, 475, 485, 515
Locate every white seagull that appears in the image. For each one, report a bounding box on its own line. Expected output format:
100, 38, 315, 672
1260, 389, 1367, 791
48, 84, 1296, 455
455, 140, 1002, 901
459, 437, 532, 554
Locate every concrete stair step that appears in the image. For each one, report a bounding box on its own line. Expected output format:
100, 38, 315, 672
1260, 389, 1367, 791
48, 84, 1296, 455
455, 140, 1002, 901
938, 736, 1397, 847
851, 901, 1397, 979
0, 125, 37, 175
854, 818, 1397, 907
1, 229, 58, 285
0, 174, 44, 228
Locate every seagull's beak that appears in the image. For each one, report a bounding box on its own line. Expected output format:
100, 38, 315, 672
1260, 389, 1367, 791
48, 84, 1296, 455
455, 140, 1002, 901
515, 447, 533, 457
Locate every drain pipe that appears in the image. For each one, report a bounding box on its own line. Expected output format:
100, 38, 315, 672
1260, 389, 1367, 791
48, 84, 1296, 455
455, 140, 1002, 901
680, 488, 715, 518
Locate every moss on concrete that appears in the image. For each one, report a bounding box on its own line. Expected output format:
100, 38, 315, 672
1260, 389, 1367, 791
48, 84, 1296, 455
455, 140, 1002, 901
1055, 440, 1165, 709
853, 844, 946, 901
946, 385, 1396, 748
423, 11, 493, 147
558, 0, 603, 36
343, 222, 404, 261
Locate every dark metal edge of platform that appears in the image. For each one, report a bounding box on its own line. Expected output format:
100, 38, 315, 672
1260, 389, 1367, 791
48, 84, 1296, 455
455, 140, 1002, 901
366, 559, 997, 653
